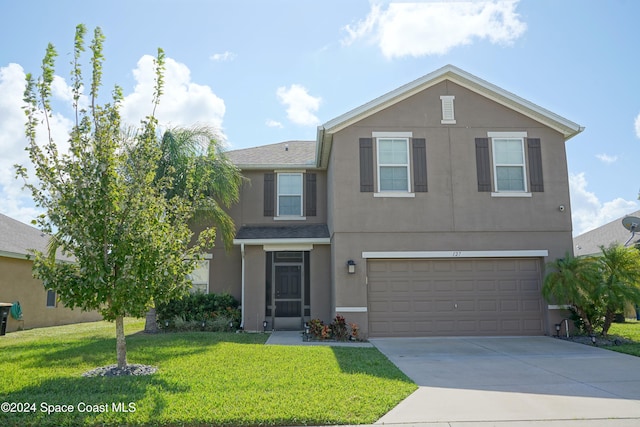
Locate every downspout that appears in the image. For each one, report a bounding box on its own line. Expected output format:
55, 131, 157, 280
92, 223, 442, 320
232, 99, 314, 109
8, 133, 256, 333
240, 243, 245, 330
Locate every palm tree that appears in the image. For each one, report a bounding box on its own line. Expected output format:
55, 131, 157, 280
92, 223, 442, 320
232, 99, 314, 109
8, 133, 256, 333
596, 244, 640, 336
144, 126, 242, 333
542, 252, 602, 335
155, 126, 242, 249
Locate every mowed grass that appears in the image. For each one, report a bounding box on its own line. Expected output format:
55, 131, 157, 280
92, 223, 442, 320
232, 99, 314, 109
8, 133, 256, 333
0, 319, 416, 426
605, 319, 640, 357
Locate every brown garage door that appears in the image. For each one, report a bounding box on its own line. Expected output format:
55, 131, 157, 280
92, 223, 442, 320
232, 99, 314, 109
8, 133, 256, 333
367, 258, 544, 337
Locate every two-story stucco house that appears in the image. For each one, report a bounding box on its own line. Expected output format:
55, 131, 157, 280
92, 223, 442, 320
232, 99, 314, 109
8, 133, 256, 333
205, 64, 583, 338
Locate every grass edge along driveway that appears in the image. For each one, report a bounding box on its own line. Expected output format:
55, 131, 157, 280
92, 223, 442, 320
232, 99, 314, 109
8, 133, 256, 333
0, 319, 417, 427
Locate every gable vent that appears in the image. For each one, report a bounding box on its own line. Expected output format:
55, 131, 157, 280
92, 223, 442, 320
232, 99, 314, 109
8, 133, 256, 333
440, 95, 456, 124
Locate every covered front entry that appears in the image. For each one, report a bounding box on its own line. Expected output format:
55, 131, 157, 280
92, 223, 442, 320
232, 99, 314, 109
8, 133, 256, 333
266, 251, 310, 330
367, 258, 545, 337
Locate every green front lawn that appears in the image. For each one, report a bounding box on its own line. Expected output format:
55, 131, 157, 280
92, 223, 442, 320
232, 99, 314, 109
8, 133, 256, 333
0, 319, 416, 427
604, 319, 640, 357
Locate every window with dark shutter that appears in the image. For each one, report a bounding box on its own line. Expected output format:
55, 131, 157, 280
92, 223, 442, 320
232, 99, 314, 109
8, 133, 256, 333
264, 173, 275, 216
304, 173, 317, 216
412, 138, 428, 192
475, 138, 491, 192
527, 138, 544, 192
359, 138, 374, 192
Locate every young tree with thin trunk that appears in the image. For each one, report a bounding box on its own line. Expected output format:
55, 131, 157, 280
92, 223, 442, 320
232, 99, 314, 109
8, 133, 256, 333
16, 25, 214, 369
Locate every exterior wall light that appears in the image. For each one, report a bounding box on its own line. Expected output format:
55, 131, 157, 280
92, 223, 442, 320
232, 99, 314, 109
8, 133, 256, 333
347, 259, 356, 274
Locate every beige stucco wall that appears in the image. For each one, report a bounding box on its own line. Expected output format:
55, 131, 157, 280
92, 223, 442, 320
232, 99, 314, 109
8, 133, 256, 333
229, 169, 328, 226
326, 80, 575, 336
203, 168, 332, 331
235, 244, 332, 332
0, 256, 101, 333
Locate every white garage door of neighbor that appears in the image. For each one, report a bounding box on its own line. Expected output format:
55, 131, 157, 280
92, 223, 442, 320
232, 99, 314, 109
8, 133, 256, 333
367, 258, 545, 337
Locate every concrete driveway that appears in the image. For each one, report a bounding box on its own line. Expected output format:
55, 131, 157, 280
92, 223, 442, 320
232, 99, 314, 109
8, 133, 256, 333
370, 336, 640, 426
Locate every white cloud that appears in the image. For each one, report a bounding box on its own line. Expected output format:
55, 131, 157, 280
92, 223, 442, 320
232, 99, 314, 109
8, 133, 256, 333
343, 0, 526, 58
210, 51, 237, 62
0, 63, 73, 226
1, 55, 226, 226
595, 153, 618, 164
121, 55, 226, 133
635, 113, 640, 138
569, 172, 639, 236
276, 84, 321, 126
265, 119, 284, 128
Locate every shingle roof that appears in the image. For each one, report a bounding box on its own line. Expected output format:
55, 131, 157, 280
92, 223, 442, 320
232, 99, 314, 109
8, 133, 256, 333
0, 213, 51, 259
574, 210, 640, 256
226, 141, 316, 169
235, 224, 329, 241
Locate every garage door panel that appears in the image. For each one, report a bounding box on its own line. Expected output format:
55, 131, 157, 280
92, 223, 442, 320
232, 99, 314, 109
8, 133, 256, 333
477, 300, 497, 311
522, 299, 542, 312
477, 280, 497, 291
391, 301, 411, 311
521, 279, 540, 292
455, 280, 474, 291
456, 300, 475, 311
368, 258, 544, 337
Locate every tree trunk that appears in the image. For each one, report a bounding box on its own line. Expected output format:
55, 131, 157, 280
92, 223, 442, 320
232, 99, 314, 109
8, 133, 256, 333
115, 315, 127, 369
602, 310, 615, 337
144, 306, 159, 333
574, 306, 594, 335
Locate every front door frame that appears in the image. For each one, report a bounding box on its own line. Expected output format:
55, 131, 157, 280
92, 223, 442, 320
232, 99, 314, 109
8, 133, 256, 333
268, 251, 305, 330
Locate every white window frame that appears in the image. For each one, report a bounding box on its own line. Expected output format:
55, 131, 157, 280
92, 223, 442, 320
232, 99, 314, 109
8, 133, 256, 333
375, 137, 411, 194
188, 259, 210, 294
488, 131, 530, 196
277, 172, 303, 217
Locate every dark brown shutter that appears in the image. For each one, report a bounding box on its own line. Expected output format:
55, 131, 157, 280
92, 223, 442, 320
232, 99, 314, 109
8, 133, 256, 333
264, 173, 275, 216
527, 138, 544, 192
475, 138, 491, 192
359, 138, 374, 192
304, 173, 317, 216
412, 138, 428, 192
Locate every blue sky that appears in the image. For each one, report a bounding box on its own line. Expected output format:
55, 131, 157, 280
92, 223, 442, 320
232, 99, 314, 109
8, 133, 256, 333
1, 0, 638, 236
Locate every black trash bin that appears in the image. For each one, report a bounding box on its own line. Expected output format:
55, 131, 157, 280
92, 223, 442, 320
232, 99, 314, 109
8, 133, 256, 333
0, 304, 12, 336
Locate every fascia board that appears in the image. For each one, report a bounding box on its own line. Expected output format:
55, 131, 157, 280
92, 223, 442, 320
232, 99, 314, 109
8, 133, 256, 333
235, 163, 318, 170
362, 250, 549, 259
233, 238, 331, 246
320, 64, 583, 140
0, 250, 30, 260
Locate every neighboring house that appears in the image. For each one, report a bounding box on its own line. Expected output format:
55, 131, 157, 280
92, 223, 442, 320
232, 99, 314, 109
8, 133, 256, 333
574, 210, 640, 256
206, 64, 583, 337
0, 213, 101, 332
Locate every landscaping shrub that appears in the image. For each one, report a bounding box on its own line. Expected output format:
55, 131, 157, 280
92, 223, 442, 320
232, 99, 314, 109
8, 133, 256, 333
156, 292, 240, 331
308, 315, 361, 341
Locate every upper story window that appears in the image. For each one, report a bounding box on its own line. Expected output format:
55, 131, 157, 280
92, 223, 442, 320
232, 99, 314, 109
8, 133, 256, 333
359, 132, 427, 197
492, 138, 526, 192
377, 138, 410, 192
277, 173, 303, 216
263, 172, 316, 219
475, 132, 544, 197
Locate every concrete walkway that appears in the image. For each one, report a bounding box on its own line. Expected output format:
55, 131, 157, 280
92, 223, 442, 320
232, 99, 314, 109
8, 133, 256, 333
370, 336, 640, 427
